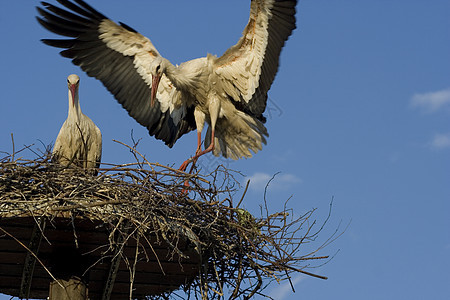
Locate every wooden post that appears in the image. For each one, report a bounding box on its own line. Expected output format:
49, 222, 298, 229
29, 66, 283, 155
49, 277, 88, 300
48, 247, 88, 300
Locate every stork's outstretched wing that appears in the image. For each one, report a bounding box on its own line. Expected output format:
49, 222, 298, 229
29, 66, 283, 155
37, 0, 195, 147
214, 0, 297, 121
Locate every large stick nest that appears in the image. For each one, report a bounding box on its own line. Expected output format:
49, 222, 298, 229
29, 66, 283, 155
0, 142, 337, 299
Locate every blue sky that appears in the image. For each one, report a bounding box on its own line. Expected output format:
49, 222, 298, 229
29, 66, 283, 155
1, 1, 449, 299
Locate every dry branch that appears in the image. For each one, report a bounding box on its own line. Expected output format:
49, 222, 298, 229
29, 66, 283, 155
0, 143, 337, 299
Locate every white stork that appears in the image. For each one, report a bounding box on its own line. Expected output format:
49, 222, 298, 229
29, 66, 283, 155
38, 0, 297, 171
52, 74, 102, 173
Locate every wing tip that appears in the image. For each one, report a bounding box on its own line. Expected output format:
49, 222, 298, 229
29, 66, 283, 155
119, 21, 138, 33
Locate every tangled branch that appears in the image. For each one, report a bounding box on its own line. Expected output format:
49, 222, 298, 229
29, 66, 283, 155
0, 142, 339, 299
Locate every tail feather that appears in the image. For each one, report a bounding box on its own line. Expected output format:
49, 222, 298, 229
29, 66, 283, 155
205, 111, 268, 160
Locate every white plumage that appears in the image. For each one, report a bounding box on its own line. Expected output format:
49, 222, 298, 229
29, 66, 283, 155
38, 0, 296, 170
52, 74, 102, 173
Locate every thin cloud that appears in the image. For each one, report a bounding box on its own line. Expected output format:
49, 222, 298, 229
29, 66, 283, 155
411, 88, 450, 113
246, 172, 302, 191
268, 274, 306, 300
430, 133, 450, 150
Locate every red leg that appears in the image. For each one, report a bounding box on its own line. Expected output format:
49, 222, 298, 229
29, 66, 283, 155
181, 102, 218, 173
180, 129, 215, 193
190, 128, 215, 168
196, 130, 202, 154
178, 159, 191, 172
179, 131, 203, 172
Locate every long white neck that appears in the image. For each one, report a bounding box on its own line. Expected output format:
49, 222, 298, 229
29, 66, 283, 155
68, 87, 82, 122
162, 58, 199, 92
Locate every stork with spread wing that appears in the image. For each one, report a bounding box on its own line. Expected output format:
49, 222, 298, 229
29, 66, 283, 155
38, 0, 297, 171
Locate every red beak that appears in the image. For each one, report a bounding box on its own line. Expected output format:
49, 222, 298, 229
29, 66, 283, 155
151, 74, 161, 107
70, 84, 77, 107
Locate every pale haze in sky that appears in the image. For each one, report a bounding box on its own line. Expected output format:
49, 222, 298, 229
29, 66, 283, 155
0, 1, 449, 299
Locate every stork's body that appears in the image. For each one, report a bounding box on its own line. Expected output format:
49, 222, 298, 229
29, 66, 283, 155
52, 74, 102, 172
149, 54, 269, 167
38, 0, 297, 168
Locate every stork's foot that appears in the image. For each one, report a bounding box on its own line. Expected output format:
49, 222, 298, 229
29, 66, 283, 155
179, 155, 202, 195
180, 179, 190, 195
179, 146, 202, 173
179, 142, 214, 192
178, 157, 196, 194
178, 159, 192, 172
180, 156, 199, 193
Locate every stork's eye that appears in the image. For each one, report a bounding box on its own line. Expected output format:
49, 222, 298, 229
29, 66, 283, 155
156, 65, 160, 72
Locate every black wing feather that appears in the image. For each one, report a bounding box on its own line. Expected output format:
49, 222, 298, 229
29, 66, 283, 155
37, 0, 195, 147
246, 0, 297, 120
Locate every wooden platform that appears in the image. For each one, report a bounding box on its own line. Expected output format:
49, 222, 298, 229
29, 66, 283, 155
0, 216, 201, 299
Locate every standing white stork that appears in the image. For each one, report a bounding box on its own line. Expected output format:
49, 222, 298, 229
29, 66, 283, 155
38, 0, 297, 171
52, 74, 102, 173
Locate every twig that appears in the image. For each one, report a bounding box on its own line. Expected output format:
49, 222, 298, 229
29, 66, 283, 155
0, 143, 340, 300
11, 133, 15, 162
236, 179, 250, 208
0, 226, 62, 288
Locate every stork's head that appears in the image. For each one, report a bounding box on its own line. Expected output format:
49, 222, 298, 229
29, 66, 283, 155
67, 74, 80, 106
149, 56, 166, 107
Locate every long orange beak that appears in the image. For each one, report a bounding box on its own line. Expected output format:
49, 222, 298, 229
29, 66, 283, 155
151, 74, 161, 107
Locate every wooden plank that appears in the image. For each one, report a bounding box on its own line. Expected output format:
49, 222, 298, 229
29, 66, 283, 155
19, 217, 45, 299
0, 274, 184, 299
0, 263, 198, 281
0, 216, 201, 299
